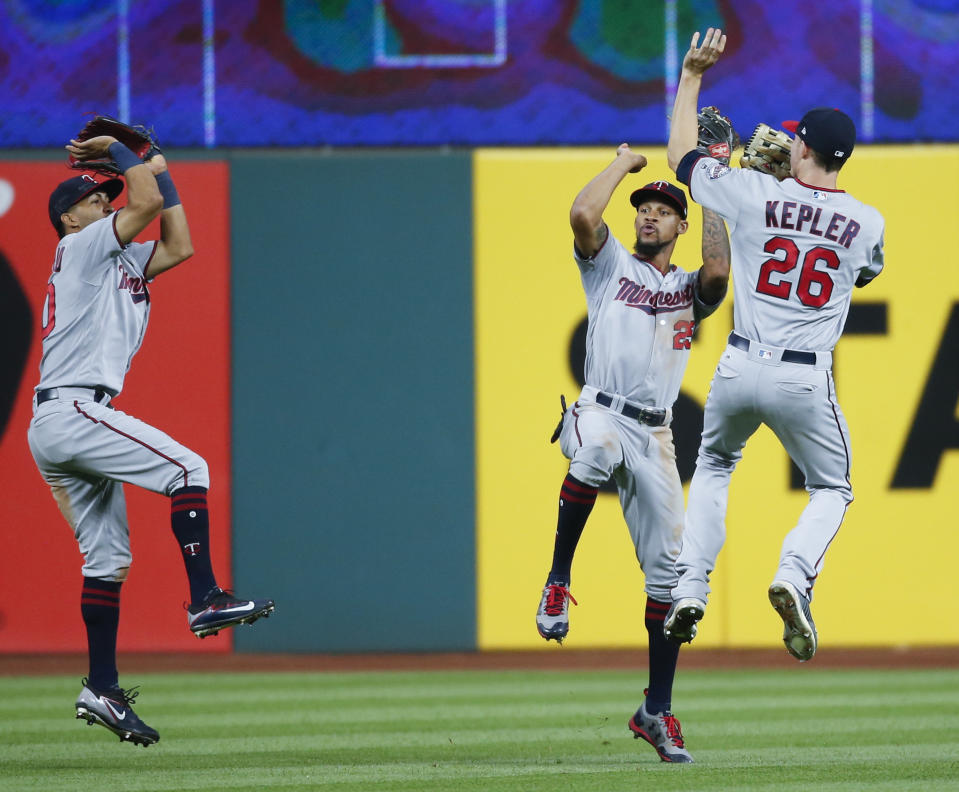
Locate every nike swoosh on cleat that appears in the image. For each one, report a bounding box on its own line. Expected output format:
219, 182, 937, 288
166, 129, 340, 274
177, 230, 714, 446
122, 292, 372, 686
102, 698, 126, 721
216, 602, 256, 614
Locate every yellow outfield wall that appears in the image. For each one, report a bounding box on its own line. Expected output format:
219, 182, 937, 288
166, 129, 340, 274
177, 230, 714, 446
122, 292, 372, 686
475, 144, 959, 650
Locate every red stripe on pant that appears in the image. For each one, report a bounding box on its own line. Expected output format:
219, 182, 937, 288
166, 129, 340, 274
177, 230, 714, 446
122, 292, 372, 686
73, 401, 190, 486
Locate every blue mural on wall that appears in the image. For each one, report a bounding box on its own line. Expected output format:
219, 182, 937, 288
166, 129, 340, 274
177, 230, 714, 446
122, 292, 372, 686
1, 0, 956, 147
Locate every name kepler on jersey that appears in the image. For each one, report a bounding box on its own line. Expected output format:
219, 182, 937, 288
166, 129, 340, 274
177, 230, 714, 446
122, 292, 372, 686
764, 201, 860, 248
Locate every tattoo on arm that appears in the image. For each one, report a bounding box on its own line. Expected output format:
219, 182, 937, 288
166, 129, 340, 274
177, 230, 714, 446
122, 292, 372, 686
593, 222, 608, 252
699, 207, 730, 303
701, 208, 729, 268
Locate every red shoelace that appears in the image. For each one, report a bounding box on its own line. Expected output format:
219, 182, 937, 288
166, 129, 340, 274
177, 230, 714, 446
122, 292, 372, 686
544, 585, 577, 616
662, 714, 685, 747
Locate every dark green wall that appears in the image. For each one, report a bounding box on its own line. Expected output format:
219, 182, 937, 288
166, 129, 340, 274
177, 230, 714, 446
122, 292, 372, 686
229, 152, 475, 651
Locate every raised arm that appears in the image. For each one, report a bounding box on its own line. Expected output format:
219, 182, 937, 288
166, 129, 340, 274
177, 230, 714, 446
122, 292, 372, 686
142, 155, 194, 278
66, 135, 162, 242
570, 144, 647, 258
667, 28, 726, 172
698, 207, 730, 305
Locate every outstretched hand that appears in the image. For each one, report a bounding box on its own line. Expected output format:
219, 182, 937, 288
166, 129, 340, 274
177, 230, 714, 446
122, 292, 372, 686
616, 143, 647, 173
682, 28, 726, 75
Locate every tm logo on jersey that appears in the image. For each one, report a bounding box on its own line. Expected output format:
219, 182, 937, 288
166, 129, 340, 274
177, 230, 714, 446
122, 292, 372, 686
613, 278, 694, 314
118, 269, 148, 304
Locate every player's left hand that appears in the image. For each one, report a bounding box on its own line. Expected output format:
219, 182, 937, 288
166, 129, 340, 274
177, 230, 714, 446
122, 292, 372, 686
66, 135, 118, 160
682, 28, 726, 75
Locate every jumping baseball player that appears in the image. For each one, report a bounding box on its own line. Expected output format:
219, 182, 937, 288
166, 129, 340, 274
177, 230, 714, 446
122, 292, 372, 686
28, 132, 275, 747
535, 144, 730, 762
662, 29, 885, 661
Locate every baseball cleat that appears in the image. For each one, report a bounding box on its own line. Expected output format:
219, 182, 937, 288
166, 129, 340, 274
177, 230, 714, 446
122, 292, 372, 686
768, 580, 817, 662
664, 598, 705, 644
187, 586, 275, 638
75, 678, 159, 747
628, 693, 693, 763
535, 582, 577, 643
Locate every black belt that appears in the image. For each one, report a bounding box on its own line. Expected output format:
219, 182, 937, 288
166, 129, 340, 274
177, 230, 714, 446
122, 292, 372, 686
36, 387, 112, 406
728, 332, 817, 365
595, 391, 667, 426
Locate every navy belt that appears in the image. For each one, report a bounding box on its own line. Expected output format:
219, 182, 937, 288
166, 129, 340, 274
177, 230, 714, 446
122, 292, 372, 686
36, 387, 112, 406
595, 391, 667, 426
728, 332, 816, 365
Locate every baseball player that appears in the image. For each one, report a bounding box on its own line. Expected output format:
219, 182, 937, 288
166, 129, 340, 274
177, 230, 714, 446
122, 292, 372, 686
662, 29, 885, 661
28, 134, 275, 746
535, 144, 730, 762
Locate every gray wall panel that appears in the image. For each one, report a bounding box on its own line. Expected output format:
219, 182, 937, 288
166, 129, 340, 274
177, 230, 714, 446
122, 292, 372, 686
229, 152, 474, 651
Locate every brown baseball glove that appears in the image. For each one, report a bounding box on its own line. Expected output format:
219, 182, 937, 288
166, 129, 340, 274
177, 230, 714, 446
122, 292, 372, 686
740, 123, 792, 180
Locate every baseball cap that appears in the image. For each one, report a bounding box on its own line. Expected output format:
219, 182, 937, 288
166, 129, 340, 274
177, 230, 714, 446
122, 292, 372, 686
48, 174, 124, 231
629, 180, 688, 219
782, 107, 856, 161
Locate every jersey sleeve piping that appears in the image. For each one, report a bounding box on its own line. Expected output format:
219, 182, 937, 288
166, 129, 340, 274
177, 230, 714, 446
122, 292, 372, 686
111, 211, 123, 247
574, 222, 611, 263
676, 150, 705, 188
142, 241, 160, 281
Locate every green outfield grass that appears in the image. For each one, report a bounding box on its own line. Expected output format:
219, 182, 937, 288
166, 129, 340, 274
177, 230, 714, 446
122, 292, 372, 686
0, 666, 957, 791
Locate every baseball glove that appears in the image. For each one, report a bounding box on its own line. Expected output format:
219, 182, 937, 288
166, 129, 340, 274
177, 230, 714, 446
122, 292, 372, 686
697, 106, 740, 165
740, 123, 792, 180
68, 115, 162, 175
549, 395, 568, 444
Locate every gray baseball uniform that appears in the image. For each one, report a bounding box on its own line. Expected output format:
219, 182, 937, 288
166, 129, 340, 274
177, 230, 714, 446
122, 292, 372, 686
28, 211, 207, 581
556, 229, 721, 601
672, 153, 885, 604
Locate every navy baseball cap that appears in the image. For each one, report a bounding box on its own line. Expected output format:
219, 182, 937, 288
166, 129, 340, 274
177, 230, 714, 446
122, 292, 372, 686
782, 108, 856, 161
48, 174, 124, 230
629, 180, 688, 219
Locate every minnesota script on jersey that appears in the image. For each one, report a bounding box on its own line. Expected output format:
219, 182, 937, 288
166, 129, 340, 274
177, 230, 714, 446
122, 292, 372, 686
683, 157, 884, 351
575, 232, 720, 408
39, 214, 156, 395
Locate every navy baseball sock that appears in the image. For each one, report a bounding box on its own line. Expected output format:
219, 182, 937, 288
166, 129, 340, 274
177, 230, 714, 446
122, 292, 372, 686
644, 597, 680, 714
171, 486, 218, 605
80, 577, 121, 691
547, 474, 599, 583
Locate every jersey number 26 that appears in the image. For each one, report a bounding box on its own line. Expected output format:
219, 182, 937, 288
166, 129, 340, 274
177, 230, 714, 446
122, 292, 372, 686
756, 236, 840, 308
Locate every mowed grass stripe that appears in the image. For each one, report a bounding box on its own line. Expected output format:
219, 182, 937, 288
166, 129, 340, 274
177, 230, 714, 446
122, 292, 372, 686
1, 668, 955, 708
3, 746, 959, 792
4, 689, 957, 735
1, 668, 958, 791
2, 720, 959, 762
4, 666, 955, 697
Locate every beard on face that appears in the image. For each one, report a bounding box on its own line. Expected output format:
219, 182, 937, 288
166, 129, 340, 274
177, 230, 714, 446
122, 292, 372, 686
633, 238, 668, 259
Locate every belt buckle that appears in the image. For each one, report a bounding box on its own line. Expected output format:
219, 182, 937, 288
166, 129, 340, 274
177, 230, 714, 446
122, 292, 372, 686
640, 407, 665, 426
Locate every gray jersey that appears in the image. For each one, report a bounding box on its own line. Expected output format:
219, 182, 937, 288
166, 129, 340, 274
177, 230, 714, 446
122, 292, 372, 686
575, 229, 719, 409
686, 157, 884, 351
38, 212, 157, 395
